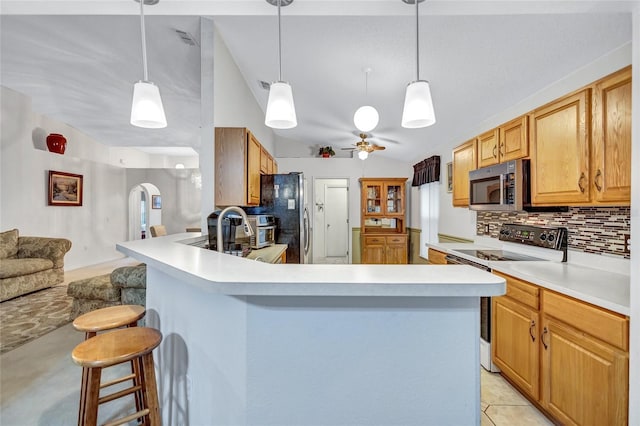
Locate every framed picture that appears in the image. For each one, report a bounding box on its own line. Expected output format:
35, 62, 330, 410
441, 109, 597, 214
446, 162, 453, 193
48, 170, 83, 206
152, 195, 162, 209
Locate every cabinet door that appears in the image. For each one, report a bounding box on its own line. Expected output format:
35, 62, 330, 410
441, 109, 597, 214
362, 182, 383, 216
452, 139, 477, 207
386, 235, 407, 264
530, 90, 590, 205
499, 115, 529, 162
247, 133, 262, 205
541, 317, 628, 426
427, 248, 448, 265
591, 67, 631, 205
477, 129, 500, 168
492, 296, 540, 400
215, 127, 249, 206
362, 236, 385, 264
384, 182, 404, 215
260, 146, 269, 174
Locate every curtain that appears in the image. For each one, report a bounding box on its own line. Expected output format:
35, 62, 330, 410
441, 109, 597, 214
412, 155, 441, 186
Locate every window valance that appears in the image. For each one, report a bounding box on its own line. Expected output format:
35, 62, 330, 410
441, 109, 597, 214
412, 155, 440, 187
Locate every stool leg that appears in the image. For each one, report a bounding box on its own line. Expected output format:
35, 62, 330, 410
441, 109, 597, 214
141, 352, 161, 426
82, 366, 102, 426
78, 331, 97, 426
126, 322, 144, 415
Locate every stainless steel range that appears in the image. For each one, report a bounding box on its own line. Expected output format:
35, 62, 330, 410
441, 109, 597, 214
445, 223, 568, 372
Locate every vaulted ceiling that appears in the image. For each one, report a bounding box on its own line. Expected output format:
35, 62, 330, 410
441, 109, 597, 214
0, 1, 635, 163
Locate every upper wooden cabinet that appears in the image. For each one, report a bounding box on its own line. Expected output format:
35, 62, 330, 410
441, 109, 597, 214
500, 115, 529, 163
477, 116, 529, 168
215, 127, 275, 207
590, 66, 632, 205
477, 129, 500, 167
530, 89, 591, 205
452, 139, 477, 207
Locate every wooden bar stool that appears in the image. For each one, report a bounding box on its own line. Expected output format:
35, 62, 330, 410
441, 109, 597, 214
73, 305, 146, 424
72, 327, 162, 426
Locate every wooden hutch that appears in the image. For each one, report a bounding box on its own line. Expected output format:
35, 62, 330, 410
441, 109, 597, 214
359, 178, 408, 264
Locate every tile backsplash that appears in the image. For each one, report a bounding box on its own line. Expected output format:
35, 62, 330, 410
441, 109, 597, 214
476, 207, 630, 259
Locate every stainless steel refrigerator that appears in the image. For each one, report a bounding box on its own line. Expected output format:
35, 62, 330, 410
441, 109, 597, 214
255, 172, 310, 264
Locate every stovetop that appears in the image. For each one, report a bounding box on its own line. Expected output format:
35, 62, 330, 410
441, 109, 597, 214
454, 249, 545, 262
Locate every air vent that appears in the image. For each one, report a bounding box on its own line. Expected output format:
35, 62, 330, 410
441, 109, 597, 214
175, 29, 199, 47
258, 80, 271, 90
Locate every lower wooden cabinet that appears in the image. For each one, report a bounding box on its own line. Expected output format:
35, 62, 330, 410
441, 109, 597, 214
492, 271, 629, 426
427, 248, 448, 265
362, 234, 407, 264
492, 296, 540, 400
541, 316, 628, 426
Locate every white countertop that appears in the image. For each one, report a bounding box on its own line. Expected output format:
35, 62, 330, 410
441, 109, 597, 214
116, 233, 505, 297
428, 242, 630, 316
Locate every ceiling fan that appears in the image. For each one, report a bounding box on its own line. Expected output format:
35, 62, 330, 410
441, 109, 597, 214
342, 133, 385, 160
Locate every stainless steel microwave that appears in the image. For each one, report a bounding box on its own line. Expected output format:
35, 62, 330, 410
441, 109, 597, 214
469, 159, 525, 211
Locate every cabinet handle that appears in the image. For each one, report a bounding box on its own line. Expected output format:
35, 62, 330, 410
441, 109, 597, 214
499, 142, 505, 158
594, 169, 603, 192
578, 172, 586, 193
492, 145, 497, 158
529, 320, 536, 342
542, 326, 549, 350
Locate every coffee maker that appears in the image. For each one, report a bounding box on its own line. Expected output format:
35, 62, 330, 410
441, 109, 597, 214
207, 210, 244, 253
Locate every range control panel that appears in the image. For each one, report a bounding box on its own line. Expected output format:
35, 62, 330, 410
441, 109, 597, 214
499, 223, 567, 251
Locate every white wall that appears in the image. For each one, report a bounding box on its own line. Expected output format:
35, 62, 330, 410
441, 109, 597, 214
126, 168, 202, 234
1, 87, 127, 269
1, 86, 203, 270
212, 25, 275, 153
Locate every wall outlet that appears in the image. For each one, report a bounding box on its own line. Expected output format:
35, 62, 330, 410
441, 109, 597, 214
624, 234, 631, 254
485, 224, 490, 234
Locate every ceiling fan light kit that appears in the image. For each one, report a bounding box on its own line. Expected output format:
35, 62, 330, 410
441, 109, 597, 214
130, 0, 167, 129
401, 0, 436, 129
358, 150, 369, 160
265, 0, 297, 129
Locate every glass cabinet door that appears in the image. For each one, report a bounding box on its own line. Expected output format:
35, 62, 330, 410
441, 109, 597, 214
365, 183, 383, 215
385, 184, 403, 214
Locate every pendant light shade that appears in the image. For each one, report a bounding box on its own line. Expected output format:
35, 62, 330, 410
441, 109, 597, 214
358, 150, 369, 160
265, 0, 297, 129
131, 81, 167, 128
353, 106, 379, 133
265, 81, 297, 129
401, 80, 435, 128
401, 0, 436, 129
130, 0, 167, 129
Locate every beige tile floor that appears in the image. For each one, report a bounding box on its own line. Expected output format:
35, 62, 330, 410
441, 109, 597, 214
1, 258, 555, 425
481, 368, 553, 425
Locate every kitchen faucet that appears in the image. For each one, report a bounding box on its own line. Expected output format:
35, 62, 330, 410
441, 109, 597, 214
216, 206, 253, 253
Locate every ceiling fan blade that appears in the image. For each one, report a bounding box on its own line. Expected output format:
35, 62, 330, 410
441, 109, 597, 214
341, 147, 356, 151
371, 145, 386, 151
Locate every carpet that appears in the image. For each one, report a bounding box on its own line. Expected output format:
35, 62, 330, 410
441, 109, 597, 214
0, 284, 73, 354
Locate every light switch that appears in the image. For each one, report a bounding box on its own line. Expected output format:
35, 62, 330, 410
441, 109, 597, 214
274, 184, 279, 198
288, 199, 295, 210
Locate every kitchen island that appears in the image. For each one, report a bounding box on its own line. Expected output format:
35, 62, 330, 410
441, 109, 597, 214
117, 233, 505, 426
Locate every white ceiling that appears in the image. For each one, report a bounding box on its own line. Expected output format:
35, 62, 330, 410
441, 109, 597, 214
0, 1, 635, 163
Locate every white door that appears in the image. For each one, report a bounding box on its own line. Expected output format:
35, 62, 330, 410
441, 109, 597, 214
313, 179, 349, 264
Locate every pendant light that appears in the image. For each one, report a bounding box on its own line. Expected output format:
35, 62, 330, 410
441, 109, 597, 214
265, 0, 297, 129
353, 68, 379, 132
401, 0, 436, 129
130, 0, 167, 129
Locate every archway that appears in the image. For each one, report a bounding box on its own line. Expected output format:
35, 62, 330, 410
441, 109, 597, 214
128, 183, 161, 241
